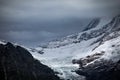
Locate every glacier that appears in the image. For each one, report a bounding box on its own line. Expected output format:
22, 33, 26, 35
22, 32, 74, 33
29, 15, 120, 80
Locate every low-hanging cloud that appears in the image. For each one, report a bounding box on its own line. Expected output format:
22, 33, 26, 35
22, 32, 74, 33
0, 0, 120, 47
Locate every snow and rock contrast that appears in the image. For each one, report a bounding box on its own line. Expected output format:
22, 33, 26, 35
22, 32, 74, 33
0, 42, 60, 80
74, 36, 120, 80
1, 15, 119, 80
30, 15, 120, 80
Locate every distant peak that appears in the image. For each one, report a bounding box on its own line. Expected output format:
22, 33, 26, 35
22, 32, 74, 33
83, 18, 100, 31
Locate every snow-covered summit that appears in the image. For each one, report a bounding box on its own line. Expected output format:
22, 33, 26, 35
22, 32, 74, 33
40, 16, 116, 49
30, 15, 120, 80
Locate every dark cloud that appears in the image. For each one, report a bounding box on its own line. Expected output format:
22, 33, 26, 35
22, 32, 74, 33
0, 18, 90, 47
0, 0, 120, 47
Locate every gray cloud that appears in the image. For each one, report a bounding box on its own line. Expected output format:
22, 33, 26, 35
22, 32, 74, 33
0, 17, 90, 46
0, 0, 120, 47
0, 0, 120, 19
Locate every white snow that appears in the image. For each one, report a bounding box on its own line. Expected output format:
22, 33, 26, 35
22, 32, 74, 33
77, 18, 112, 36
0, 41, 6, 45
29, 17, 120, 80
95, 18, 112, 29
30, 35, 101, 80
91, 36, 120, 62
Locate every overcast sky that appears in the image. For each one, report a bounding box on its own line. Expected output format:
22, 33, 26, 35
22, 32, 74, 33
0, 0, 120, 47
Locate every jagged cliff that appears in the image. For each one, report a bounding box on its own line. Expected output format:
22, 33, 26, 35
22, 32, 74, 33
76, 59, 120, 80
0, 42, 60, 80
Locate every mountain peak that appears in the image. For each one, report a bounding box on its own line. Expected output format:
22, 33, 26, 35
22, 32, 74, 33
30, 15, 120, 80
83, 18, 100, 31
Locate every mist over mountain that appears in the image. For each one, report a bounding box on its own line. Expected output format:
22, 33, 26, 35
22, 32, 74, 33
0, 0, 120, 80
0, 15, 120, 80
0, 0, 120, 47
30, 15, 120, 80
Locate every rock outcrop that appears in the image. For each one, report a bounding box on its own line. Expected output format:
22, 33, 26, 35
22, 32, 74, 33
0, 42, 60, 80
72, 51, 105, 68
74, 52, 120, 80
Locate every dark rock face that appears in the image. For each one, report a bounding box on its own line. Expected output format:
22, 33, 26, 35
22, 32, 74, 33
83, 19, 100, 31
0, 42, 60, 80
75, 59, 120, 80
72, 51, 105, 68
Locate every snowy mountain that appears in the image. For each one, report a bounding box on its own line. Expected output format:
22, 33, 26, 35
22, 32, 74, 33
30, 15, 120, 80
75, 35, 120, 80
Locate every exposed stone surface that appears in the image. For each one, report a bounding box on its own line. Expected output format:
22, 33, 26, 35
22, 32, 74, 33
75, 57, 120, 80
72, 51, 105, 68
0, 42, 60, 80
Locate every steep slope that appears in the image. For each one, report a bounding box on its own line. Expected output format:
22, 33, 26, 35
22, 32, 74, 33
83, 18, 100, 31
31, 15, 120, 80
39, 17, 111, 49
75, 36, 120, 80
0, 42, 60, 80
